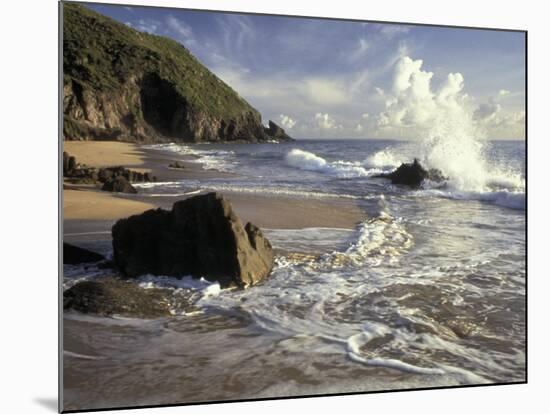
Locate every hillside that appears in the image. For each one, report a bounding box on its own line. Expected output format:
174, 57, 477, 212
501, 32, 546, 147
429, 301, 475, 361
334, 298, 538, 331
62, 3, 292, 143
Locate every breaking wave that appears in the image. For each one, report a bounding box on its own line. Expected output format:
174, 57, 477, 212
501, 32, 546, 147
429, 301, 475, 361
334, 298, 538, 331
284, 148, 383, 178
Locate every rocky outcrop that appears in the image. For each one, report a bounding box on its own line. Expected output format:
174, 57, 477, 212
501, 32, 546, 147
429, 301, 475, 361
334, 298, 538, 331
265, 120, 292, 141
169, 161, 185, 169
377, 159, 446, 187
63, 151, 150, 193
63, 277, 193, 318
101, 176, 137, 194
63, 4, 293, 143
112, 193, 274, 288
63, 242, 105, 265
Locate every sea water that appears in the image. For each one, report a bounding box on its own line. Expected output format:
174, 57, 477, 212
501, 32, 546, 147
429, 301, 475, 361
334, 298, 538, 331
63, 138, 525, 410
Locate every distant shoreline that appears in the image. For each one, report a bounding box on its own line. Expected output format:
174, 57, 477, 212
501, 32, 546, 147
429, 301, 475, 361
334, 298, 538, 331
63, 140, 367, 237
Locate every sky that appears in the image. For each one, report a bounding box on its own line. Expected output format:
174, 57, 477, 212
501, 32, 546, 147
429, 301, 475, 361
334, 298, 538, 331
84, 3, 526, 140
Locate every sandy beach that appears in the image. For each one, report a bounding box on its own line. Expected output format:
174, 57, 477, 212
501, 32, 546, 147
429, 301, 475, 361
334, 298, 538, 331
64, 141, 147, 169
63, 141, 366, 229
63, 188, 154, 220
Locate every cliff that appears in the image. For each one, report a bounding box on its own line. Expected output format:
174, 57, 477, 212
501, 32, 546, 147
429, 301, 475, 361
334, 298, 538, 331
62, 3, 292, 143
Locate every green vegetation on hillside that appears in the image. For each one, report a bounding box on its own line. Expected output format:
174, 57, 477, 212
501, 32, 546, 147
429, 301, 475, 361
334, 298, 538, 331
63, 2, 258, 120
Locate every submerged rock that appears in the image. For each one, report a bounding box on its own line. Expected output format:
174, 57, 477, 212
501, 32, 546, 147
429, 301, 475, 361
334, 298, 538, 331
63, 242, 105, 265
169, 161, 185, 169
112, 192, 274, 288
63, 277, 183, 318
377, 158, 445, 187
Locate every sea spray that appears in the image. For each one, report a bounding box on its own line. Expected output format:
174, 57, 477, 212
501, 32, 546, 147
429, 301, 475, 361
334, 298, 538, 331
377, 56, 524, 197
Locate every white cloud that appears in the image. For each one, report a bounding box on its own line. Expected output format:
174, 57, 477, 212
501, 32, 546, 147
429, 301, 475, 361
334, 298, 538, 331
348, 38, 370, 62
379, 25, 411, 38
362, 112, 370, 119
303, 79, 348, 105
355, 124, 364, 132
369, 23, 411, 40
474, 101, 501, 122
377, 56, 469, 131
474, 99, 525, 138
315, 113, 339, 129
279, 114, 296, 129
375, 55, 524, 142
132, 19, 161, 35
166, 15, 193, 39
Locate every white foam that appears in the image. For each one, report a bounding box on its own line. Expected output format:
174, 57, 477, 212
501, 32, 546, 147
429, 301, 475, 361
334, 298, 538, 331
144, 190, 203, 197
418, 188, 525, 210
188, 182, 363, 200
347, 326, 446, 375
285, 148, 327, 170
63, 350, 104, 360
285, 148, 381, 178
137, 274, 221, 297
364, 149, 403, 169
143, 143, 235, 171
321, 197, 413, 267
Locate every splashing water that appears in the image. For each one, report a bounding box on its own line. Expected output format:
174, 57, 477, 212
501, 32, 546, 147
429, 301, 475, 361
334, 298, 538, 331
380, 56, 524, 196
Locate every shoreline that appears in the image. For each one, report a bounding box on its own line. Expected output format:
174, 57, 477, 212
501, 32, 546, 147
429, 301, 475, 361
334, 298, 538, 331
63, 140, 367, 232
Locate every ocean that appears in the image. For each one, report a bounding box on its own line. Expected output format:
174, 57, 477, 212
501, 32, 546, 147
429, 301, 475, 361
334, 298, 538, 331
63, 138, 525, 408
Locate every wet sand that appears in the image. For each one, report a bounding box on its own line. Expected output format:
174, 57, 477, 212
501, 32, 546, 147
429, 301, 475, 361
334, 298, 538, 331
64, 188, 154, 221
63, 141, 366, 228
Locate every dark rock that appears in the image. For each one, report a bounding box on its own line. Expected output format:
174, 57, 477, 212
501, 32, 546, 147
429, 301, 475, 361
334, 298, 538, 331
63, 151, 70, 174
377, 159, 445, 188
169, 161, 185, 169
101, 176, 138, 193
68, 156, 77, 171
97, 167, 113, 182
112, 192, 274, 288
63, 242, 105, 265
264, 120, 293, 141
63, 278, 179, 318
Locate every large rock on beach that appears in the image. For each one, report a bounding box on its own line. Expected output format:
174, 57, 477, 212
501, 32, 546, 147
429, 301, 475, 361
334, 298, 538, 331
378, 159, 445, 187
63, 242, 105, 265
112, 192, 274, 288
63, 278, 186, 318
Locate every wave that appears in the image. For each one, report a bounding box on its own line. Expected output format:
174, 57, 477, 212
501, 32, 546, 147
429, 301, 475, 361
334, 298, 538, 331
285, 148, 383, 178
135, 180, 365, 200
364, 149, 403, 169
363, 146, 525, 210
143, 143, 235, 171
137, 274, 221, 300
346, 323, 489, 383
419, 188, 525, 210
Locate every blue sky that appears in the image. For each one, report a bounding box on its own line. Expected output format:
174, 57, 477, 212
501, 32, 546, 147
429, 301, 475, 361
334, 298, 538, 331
84, 3, 526, 139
